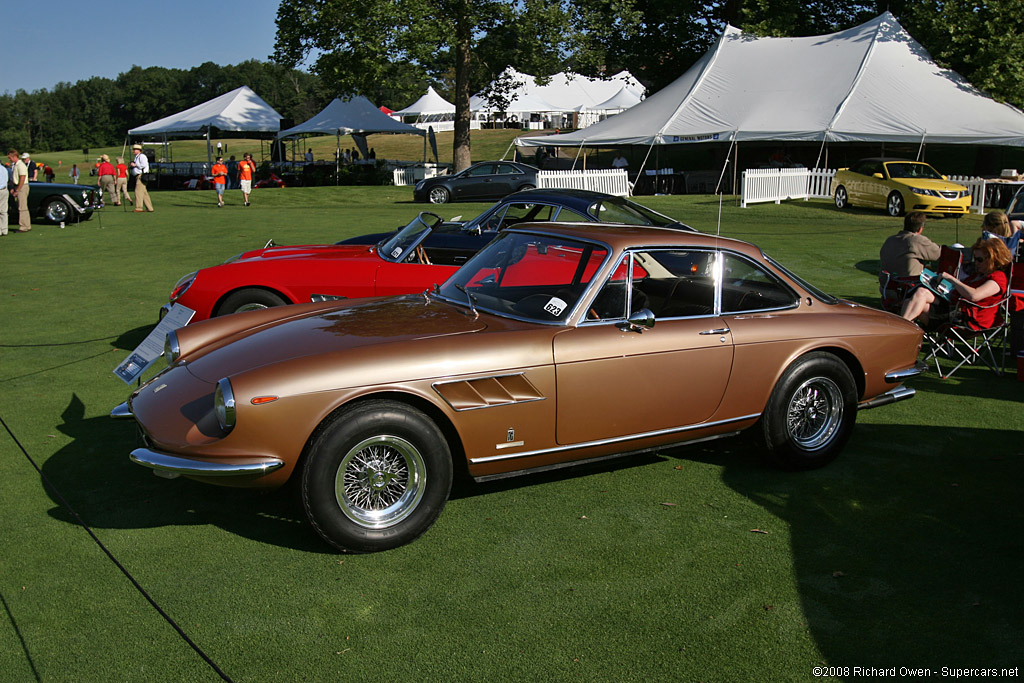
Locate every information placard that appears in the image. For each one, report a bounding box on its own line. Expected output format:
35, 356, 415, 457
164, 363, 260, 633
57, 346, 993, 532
113, 305, 195, 384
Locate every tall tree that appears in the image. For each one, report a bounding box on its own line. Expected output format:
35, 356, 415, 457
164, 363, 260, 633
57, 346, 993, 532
272, 0, 572, 171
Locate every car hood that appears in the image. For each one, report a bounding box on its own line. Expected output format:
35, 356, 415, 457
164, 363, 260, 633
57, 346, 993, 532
183, 295, 487, 383
892, 178, 966, 191
233, 243, 373, 263
29, 182, 98, 192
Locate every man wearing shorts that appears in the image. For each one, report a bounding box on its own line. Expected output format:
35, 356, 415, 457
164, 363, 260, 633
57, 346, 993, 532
238, 153, 256, 206
211, 156, 228, 207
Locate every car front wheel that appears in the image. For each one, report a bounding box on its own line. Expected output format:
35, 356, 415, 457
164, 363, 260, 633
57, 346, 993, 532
887, 191, 905, 217
428, 186, 450, 204
44, 199, 71, 223
761, 352, 857, 470
302, 400, 453, 553
215, 288, 288, 316
833, 186, 849, 209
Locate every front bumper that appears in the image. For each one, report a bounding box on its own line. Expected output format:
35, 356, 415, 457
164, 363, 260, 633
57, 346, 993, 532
129, 447, 284, 478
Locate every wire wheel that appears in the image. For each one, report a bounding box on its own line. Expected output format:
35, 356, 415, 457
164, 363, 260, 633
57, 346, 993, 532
335, 435, 426, 529
785, 377, 844, 450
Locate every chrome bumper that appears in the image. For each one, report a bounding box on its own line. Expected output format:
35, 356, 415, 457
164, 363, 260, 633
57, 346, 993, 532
885, 361, 927, 383
110, 401, 133, 419
129, 448, 285, 479
858, 385, 916, 411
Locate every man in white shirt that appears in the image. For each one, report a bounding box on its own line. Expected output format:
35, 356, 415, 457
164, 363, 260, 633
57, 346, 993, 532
8, 149, 31, 232
130, 144, 154, 212
612, 152, 629, 169
0, 160, 8, 236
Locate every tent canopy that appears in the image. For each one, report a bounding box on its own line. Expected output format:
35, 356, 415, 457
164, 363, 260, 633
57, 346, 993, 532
590, 86, 643, 112
129, 85, 283, 136
279, 96, 425, 138
516, 13, 1024, 148
393, 86, 455, 116
472, 68, 642, 114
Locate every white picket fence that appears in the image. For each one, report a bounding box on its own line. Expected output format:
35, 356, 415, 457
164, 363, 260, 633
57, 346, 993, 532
537, 169, 631, 197
392, 164, 448, 187
742, 167, 987, 213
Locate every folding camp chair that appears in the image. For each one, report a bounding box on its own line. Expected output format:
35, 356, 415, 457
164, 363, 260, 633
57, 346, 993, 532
924, 263, 1014, 379
879, 271, 917, 313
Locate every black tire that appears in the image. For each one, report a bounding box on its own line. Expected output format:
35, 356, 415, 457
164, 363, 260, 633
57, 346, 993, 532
43, 199, 71, 223
833, 186, 849, 209
518, 184, 536, 193
887, 191, 905, 217
761, 352, 857, 470
428, 186, 450, 204
215, 288, 288, 316
301, 400, 452, 553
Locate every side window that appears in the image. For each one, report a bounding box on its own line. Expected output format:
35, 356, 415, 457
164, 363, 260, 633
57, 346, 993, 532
495, 163, 520, 175
552, 207, 588, 222
491, 203, 555, 230
720, 254, 798, 313
466, 165, 494, 177
589, 254, 648, 320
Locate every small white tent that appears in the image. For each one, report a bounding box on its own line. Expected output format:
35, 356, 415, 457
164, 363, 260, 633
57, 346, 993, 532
279, 96, 425, 137
516, 12, 1024, 149
129, 86, 283, 136
393, 86, 456, 117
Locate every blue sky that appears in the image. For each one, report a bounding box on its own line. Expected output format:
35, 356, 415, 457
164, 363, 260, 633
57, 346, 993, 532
5, 0, 290, 94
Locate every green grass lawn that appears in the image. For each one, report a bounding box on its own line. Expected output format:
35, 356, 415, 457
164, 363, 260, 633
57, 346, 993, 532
1, 187, 1021, 682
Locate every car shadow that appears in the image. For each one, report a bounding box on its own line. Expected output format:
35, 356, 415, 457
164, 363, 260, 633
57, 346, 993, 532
40, 394, 331, 554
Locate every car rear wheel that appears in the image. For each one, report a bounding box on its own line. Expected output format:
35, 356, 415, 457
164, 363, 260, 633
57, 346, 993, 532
833, 186, 849, 209
887, 191, 905, 217
302, 400, 453, 553
519, 184, 536, 193
215, 288, 288, 316
44, 198, 71, 223
761, 352, 857, 470
428, 186, 450, 204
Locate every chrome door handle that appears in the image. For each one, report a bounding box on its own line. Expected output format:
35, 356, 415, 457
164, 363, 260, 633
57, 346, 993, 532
699, 328, 730, 335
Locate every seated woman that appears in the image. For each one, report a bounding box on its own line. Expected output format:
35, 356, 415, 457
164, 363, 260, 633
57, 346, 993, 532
901, 237, 1012, 329
980, 210, 1021, 255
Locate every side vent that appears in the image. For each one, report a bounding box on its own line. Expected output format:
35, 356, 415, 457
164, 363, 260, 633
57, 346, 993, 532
433, 373, 545, 411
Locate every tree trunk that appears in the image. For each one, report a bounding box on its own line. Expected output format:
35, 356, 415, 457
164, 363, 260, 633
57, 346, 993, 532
452, 6, 472, 172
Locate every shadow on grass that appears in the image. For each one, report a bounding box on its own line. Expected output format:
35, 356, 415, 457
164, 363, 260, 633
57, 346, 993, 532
674, 421, 1024, 669
40, 395, 330, 554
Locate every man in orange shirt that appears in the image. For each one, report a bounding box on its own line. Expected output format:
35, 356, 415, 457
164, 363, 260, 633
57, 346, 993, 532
238, 152, 256, 206
211, 156, 228, 207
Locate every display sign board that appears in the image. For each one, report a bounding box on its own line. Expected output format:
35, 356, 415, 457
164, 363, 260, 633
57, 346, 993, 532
113, 305, 195, 384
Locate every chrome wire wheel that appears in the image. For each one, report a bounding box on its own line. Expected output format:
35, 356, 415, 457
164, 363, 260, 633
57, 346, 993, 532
335, 435, 426, 529
785, 377, 843, 450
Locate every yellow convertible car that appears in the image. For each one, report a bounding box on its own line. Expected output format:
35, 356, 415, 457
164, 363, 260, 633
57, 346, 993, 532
831, 158, 971, 217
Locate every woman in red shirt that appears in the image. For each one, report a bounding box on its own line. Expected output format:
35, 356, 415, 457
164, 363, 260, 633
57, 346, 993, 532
114, 157, 132, 206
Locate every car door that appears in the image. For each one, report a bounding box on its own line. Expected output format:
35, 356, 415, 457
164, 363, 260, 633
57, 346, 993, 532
452, 164, 497, 201
552, 250, 734, 445
489, 163, 528, 199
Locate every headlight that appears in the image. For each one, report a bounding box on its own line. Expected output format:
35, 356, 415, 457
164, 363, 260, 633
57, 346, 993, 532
222, 253, 244, 264
164, 330, 181, 366
214, 378, 236, 432
415, 180, 425, 191
170, 271, 197, 301
908, 187, 938, 197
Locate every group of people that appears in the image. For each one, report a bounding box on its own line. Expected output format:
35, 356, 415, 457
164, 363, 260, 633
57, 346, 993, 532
210, 152, 257, 207
880, 210, 1018, 331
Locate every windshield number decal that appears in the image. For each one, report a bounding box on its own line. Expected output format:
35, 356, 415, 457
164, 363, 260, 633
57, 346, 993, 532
543, 297, 567, 317
391, 247, 403, 258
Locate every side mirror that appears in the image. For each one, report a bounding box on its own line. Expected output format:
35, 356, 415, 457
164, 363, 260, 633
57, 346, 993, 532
617, 308, 655, 333
872, 173, 884, 179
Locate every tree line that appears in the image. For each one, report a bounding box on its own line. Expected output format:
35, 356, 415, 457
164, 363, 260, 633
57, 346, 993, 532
0, 61, 323, 153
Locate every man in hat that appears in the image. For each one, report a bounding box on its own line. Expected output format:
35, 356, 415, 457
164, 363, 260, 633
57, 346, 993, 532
97, 154, 116, 204
130, 144, 154, 212
7, 150, 31, 232
22, 151, 38, 181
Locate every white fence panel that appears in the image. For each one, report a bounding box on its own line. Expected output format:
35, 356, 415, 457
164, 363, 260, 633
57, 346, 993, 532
392, 165, 447, 187
948, 175, 986, 214
741, 168, 835, 208
537, 169, 630, 196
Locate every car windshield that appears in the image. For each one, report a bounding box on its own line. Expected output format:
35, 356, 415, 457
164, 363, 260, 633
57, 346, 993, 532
885, 162, 943, 180
1007, 190, 1024, 219
379, 212, 443, 263
589, 198, 678, 227
437, 231, 609, 323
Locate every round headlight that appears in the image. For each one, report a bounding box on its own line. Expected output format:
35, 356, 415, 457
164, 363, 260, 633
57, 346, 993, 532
164, 330, 181, 366
170, 271, 197, 302
214, 378, 236, 432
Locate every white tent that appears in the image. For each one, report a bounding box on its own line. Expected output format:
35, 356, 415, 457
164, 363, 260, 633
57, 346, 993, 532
393, 86, 456, 116
471, 68, 643, 115
591, 86, 643, 113
516, 12, 1024, 149
129, 86, 283, 136
279, 96, 425, 137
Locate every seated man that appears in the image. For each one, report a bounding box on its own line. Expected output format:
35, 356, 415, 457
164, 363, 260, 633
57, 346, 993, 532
879, 211, 941, 285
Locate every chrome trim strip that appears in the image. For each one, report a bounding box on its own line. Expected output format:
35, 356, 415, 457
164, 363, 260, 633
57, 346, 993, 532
110, 402, 133, 419
130, 448, 284, 477
885, 361, 927, 383
61, 193, 86, 214
469, 412, 761, 464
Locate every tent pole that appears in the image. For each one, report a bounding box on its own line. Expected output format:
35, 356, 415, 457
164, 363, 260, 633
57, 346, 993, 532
732, 142, 738, 200
501, 140, 515, 161
916, 132, 927, 161
636, 141, 658, 196
715, 132, 738, 197
814, 130, 828, 171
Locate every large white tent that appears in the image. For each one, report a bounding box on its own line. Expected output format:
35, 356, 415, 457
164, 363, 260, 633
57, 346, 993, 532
129, 86, 283, 137
278, 96, 425, 138
516, 12, 1024, 150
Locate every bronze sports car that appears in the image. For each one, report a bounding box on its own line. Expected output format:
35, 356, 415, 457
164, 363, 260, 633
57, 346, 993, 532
114, 223, 924, 553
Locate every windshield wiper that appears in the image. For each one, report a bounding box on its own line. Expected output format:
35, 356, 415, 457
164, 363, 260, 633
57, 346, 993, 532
454, 283, 479, 319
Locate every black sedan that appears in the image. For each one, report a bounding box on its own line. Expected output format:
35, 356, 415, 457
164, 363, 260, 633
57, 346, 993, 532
341, 188, 694, 256
11, 181, 103, 224
413, 161, 538, 204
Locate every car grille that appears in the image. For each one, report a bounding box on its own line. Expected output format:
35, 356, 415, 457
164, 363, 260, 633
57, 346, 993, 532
939, 191, 961, 199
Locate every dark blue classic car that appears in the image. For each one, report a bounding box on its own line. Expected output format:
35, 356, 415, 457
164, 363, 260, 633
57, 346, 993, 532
341, 188, 694, 258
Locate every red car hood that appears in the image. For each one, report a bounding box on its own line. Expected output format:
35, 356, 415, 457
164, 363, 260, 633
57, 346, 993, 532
234, 243, 372, 262
183, 296, 487, 383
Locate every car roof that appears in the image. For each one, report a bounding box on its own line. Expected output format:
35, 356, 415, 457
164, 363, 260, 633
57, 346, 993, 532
505, 221, 761, 256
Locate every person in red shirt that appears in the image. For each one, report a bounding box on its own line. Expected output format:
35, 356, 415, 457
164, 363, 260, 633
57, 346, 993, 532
211, 156, 228, 207
97, 154, 116, 205
238, 152, 256, 206
114, 157, 132, 206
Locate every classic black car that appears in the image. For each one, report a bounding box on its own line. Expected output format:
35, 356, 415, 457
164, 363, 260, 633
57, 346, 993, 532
413, 161, 539, 204
11, 181, 104, 224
